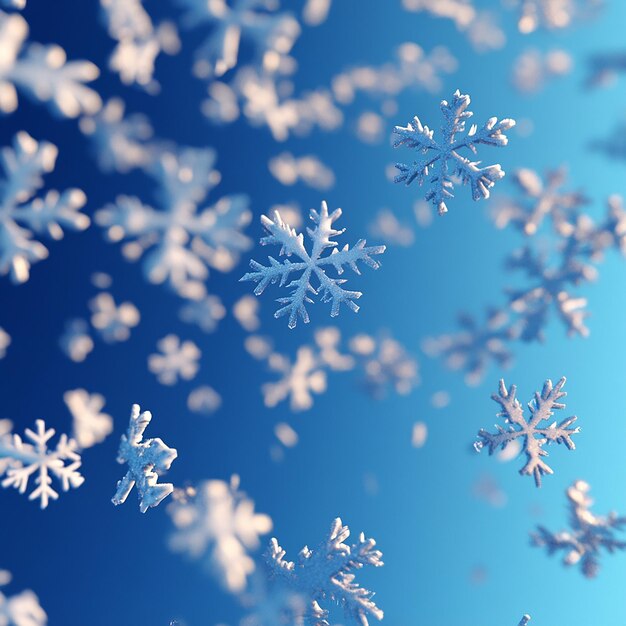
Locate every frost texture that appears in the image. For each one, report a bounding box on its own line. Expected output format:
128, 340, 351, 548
267, 517, 383, 626
422, 309, 515, 385
168, 476, 272, 592
96, 146, 252, 300
476, 377, 579, 487
0, 572, 46, 626
241, 202, 385, 328
0, 11, 101, 117
148, 334, 201, 385
176, 0, 300, 79
112, 404, 177, 513
393, 90, 515, 215
0, 132, 89, 284
63, 389, 113, 450
532, 480, 626, 577
0, 420, 84, 509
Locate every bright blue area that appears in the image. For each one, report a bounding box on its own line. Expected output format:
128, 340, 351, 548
1, 0, 626, 625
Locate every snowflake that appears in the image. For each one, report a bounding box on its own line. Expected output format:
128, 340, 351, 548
492, 168, 588, 236
512, 49, 572, 94
0, 132, 89, 284
167, 476, 272, 592
59, 318, 94, 362
302, 0, 332, 25
505, 245, 595, 341
0, 419, 84, 509
368, 209, 415, 247
475, 377, 579, 487
100, 0, 180, 92
241, 202, 385, 328
89, 292, 140, 343
349, 333, 419, 398
596, 195, 626, 256
112, 404, 177, 513
148, 334, 201, 385
179, 294, 226, 333
187, 385, 222, 415
63, 389, 113, 449
0, 11, 101, 117
267, 517, 383, 626
0, 572, 46, 626
268, 153, 335, 191
393, 90, 515, 215
422, 309, 516, 385
175, 0, 300, 79
532, 480, 626, 577
233, 294, 261, 331
96, 146, 252, 299
401, 0, 476, 28
0, 328, 10, 359
515, 0, 602, 33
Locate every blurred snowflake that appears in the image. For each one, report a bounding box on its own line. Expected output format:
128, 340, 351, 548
241, 202, 385, 328
368, 209, 414, 247
268, 153, 335, 190
63, 389, 113, 450
512, 49, 572, 94
0, 132, 89, 284
0, 328, 10, 359
532, 480, 626, 577
148, 334, 201, 385
0, 571, 46, 626
187, 385, 222, 415
179, 295, 226, 333
59, 318, 94, 363
514, 0, 603, 34
393, 90, 515, 215
476, 377, 579, 487
89, 291, 140, 343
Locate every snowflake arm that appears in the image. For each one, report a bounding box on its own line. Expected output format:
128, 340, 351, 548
112, 404, 177, 513
393, 90, 515, 215
267, 518, 383, 626
476, 377, 579, 486
241, 202, 385, 328
0, 419, 84, 509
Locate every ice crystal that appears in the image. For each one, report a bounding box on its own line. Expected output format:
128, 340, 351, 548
267, 517, 383, 626
0, 132, 89, 284
89, 292, 140, 343
112, 404, 177, 513
0, 419, 84, 509
179, 295, 226, 333
96, 146, 252, 299
476, 377, 579, 487
63, 389, 113, 450
175, 0, 300, 79
100, 0, 180, 92
148, 334, 201, 385
532, 480, 626, 577
0, 572, 46, 626
492, 168, 588, 236
241, 202, 385, 328
393, 90, 515, 215
0, 328, 10, 359
0, 11, 101, 117
168, 476, 272, 592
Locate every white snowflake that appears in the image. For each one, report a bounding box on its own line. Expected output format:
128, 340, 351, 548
0, 11, 101, 117
112, 404, 177, 513
302, 0, 332, 25
187, 385, 222, 415
0, 419, 84, 509
63, 389, 113, 450
96, 146, 252, 299
179, 294, 226, 333
232, 294, 261, 332
175, 0, 300, 79
0, 572, 46, 626
0, 328, 10, 359
168, 476, 272, 592
89, 292, 140, 343
0, 132, 89, 284
241, 202, 385, 328
515, 0, 602, 33
476, 377, 579, 487
267, 517, 383, 626
393, 90, 515, 215
268, 153, 335, 190
59, 318, 94, 363
148, 334, 201, 385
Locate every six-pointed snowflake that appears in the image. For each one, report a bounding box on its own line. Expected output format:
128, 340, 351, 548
476, 376, 579, 487
393, 90, 515, 214
241, 202, 385, 328
112, 404, 178, 513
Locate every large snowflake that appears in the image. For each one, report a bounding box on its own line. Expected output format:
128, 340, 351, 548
0, 132, 89, 284
0, 571, 46, 626
96, 146, 252, 300
167, 476, 272, 592
241, 202, 385, 328
0, 419, 84, 509
112, 404, 177, 513
532, 480, 626, 577
393, 90, 515, 215
475, 376, 579, 487
267, 517, 383, 626
0, 11, 101, 117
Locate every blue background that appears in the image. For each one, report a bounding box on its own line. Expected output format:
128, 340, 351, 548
1, 0, 626, 624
